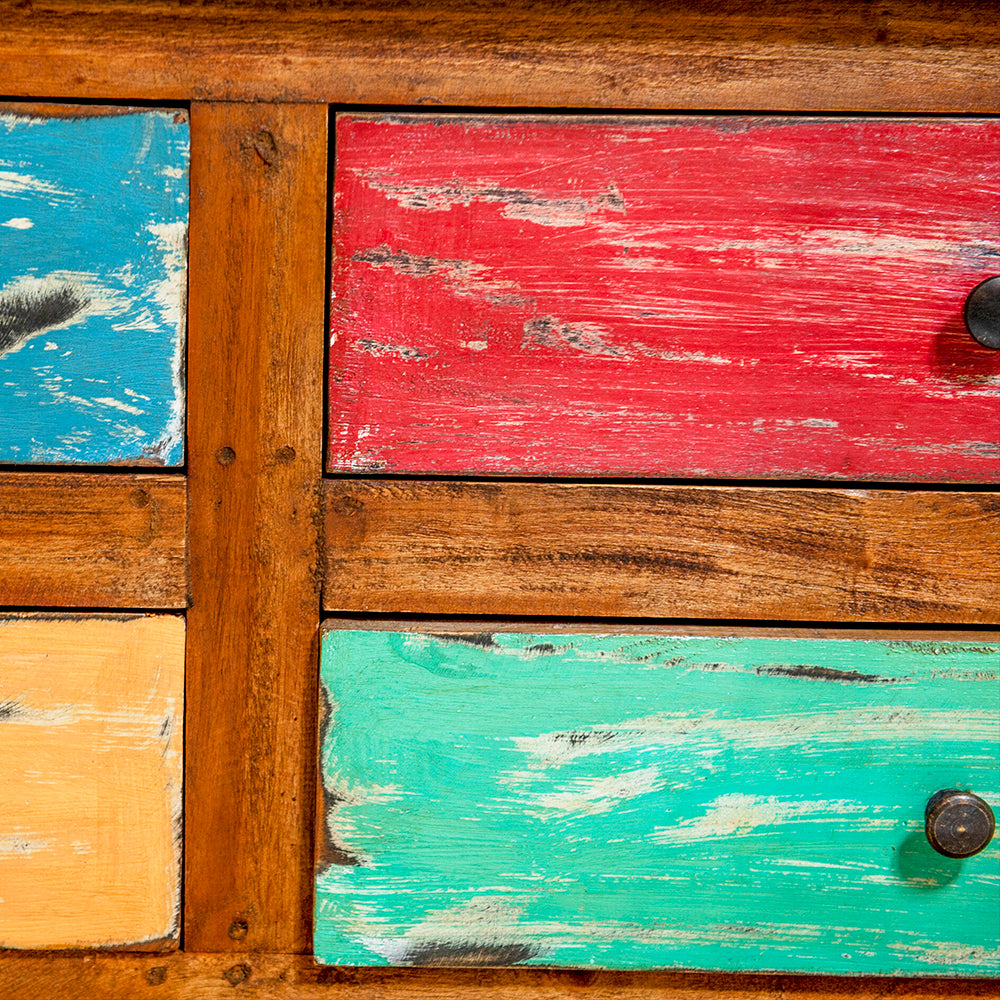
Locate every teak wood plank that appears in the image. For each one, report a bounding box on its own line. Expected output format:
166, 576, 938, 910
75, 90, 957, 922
329, 115, 999, 482
323, 481, 999, 624
185, 103, 326, 954
0, 473, 186, 608
1, 1, 998, 112
0, 953, 997, 1000
0, 615, 184, 950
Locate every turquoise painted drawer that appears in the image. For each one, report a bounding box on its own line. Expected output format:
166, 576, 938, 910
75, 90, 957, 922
316, 626, 1000, 975
0, 105, 188, 465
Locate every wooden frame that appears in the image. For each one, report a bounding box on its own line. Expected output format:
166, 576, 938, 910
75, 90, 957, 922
0, 2, 996, 997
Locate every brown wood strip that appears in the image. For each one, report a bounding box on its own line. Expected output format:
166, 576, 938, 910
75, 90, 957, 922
0, 474, 186, 608
0, 953, 996, 1000
0, 1, 996, 112
323, 482, 999, 624
185, 103, 326, 953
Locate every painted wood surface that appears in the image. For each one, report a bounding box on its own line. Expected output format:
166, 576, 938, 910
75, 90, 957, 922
185, 102, 326, 954
329, 115, 999, 481
0, 472, 186, 607
0, 105, 188, 465
1, 2, 998, 112
317, 628, 1000, 974
0, 615, 184, 949
323, 482, 1000, 624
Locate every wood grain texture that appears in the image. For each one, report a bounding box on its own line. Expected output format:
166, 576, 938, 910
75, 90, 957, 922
317, 627, 1000, 973
0, 473, 186, 608
329, 114, 999, 482
0, 1, 998, 111
1, 954, 997, 1000
323, 481, 1000, 624
0, 615, 183, 949
185, 102, 326, 954
0, 105, 188, 465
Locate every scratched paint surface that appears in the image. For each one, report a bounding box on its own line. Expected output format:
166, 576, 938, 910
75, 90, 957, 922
0, 108, 188, 465
316, 630, 1000, 974
0, 615, 184, 948
329, 115, 1000, 481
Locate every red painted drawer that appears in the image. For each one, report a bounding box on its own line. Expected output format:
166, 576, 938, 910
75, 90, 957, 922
329, 115, 999, 481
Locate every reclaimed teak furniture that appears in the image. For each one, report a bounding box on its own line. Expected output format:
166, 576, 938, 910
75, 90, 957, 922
0, 2, 998, 998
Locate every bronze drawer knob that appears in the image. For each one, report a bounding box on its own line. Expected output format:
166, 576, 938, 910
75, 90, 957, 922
925, 789, 996, 858
964, 275, 1000, 349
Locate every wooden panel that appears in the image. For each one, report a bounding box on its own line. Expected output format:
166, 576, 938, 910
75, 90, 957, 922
185, 102, 326, 954
329, 115, 1000, 482
0, 105, 188, 465
316, 626, 999, 973
0, 2, 998, 112
0, 615, 183, 949
0, 473, 186, 608
323, 482, 999, 624
0, 953, 997, 1000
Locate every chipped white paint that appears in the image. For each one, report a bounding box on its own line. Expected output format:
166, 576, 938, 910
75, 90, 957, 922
353, 169, 626, 226
0, 170, 72, 201
501, 766, 662, 818
650, 793, 893, 845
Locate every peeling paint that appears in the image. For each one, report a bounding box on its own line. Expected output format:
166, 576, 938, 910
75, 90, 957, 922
317, 629, 1000, 973
330, 115, 999, 480
754, 663, 897, 684
353, 244, 525, 306
0, 274, 90, 356
354, 171, 626, 227
0, 616, 184, 949
651, 792, 890, 844
522, 316, 623, 358
1, 109, 188, 465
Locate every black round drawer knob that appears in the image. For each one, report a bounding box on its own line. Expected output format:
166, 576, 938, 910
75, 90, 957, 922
964, 275, 1000, 349
925, 789, 995, 859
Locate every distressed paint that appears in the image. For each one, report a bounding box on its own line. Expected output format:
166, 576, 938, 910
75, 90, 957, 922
316, 629, 1000, 974
0, 107, 188, 465
329, 115, 1000, 481
0, 615, 184, 948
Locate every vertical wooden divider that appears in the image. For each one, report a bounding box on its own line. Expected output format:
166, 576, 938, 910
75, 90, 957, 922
185, 103, 327, 954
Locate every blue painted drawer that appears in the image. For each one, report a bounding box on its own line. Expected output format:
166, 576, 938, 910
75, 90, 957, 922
0, 105, 188, 465
316, 626, 1000, 975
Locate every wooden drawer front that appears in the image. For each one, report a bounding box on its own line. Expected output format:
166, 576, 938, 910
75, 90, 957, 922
0, 615, 183, 949
329, 115, 999, 481
0, 105, 188, 466
316, 627, 1000, 975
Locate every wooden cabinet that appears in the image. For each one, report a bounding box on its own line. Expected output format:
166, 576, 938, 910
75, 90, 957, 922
0, 3, 996, 998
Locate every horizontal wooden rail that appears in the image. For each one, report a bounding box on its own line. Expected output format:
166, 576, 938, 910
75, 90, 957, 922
323, 481, 1000, 624
0, 952, 996, 1000
0, 473, 186, 608
1, 1, 997, 111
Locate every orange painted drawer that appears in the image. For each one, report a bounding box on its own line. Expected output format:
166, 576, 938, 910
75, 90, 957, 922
0, 615, 183, 950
